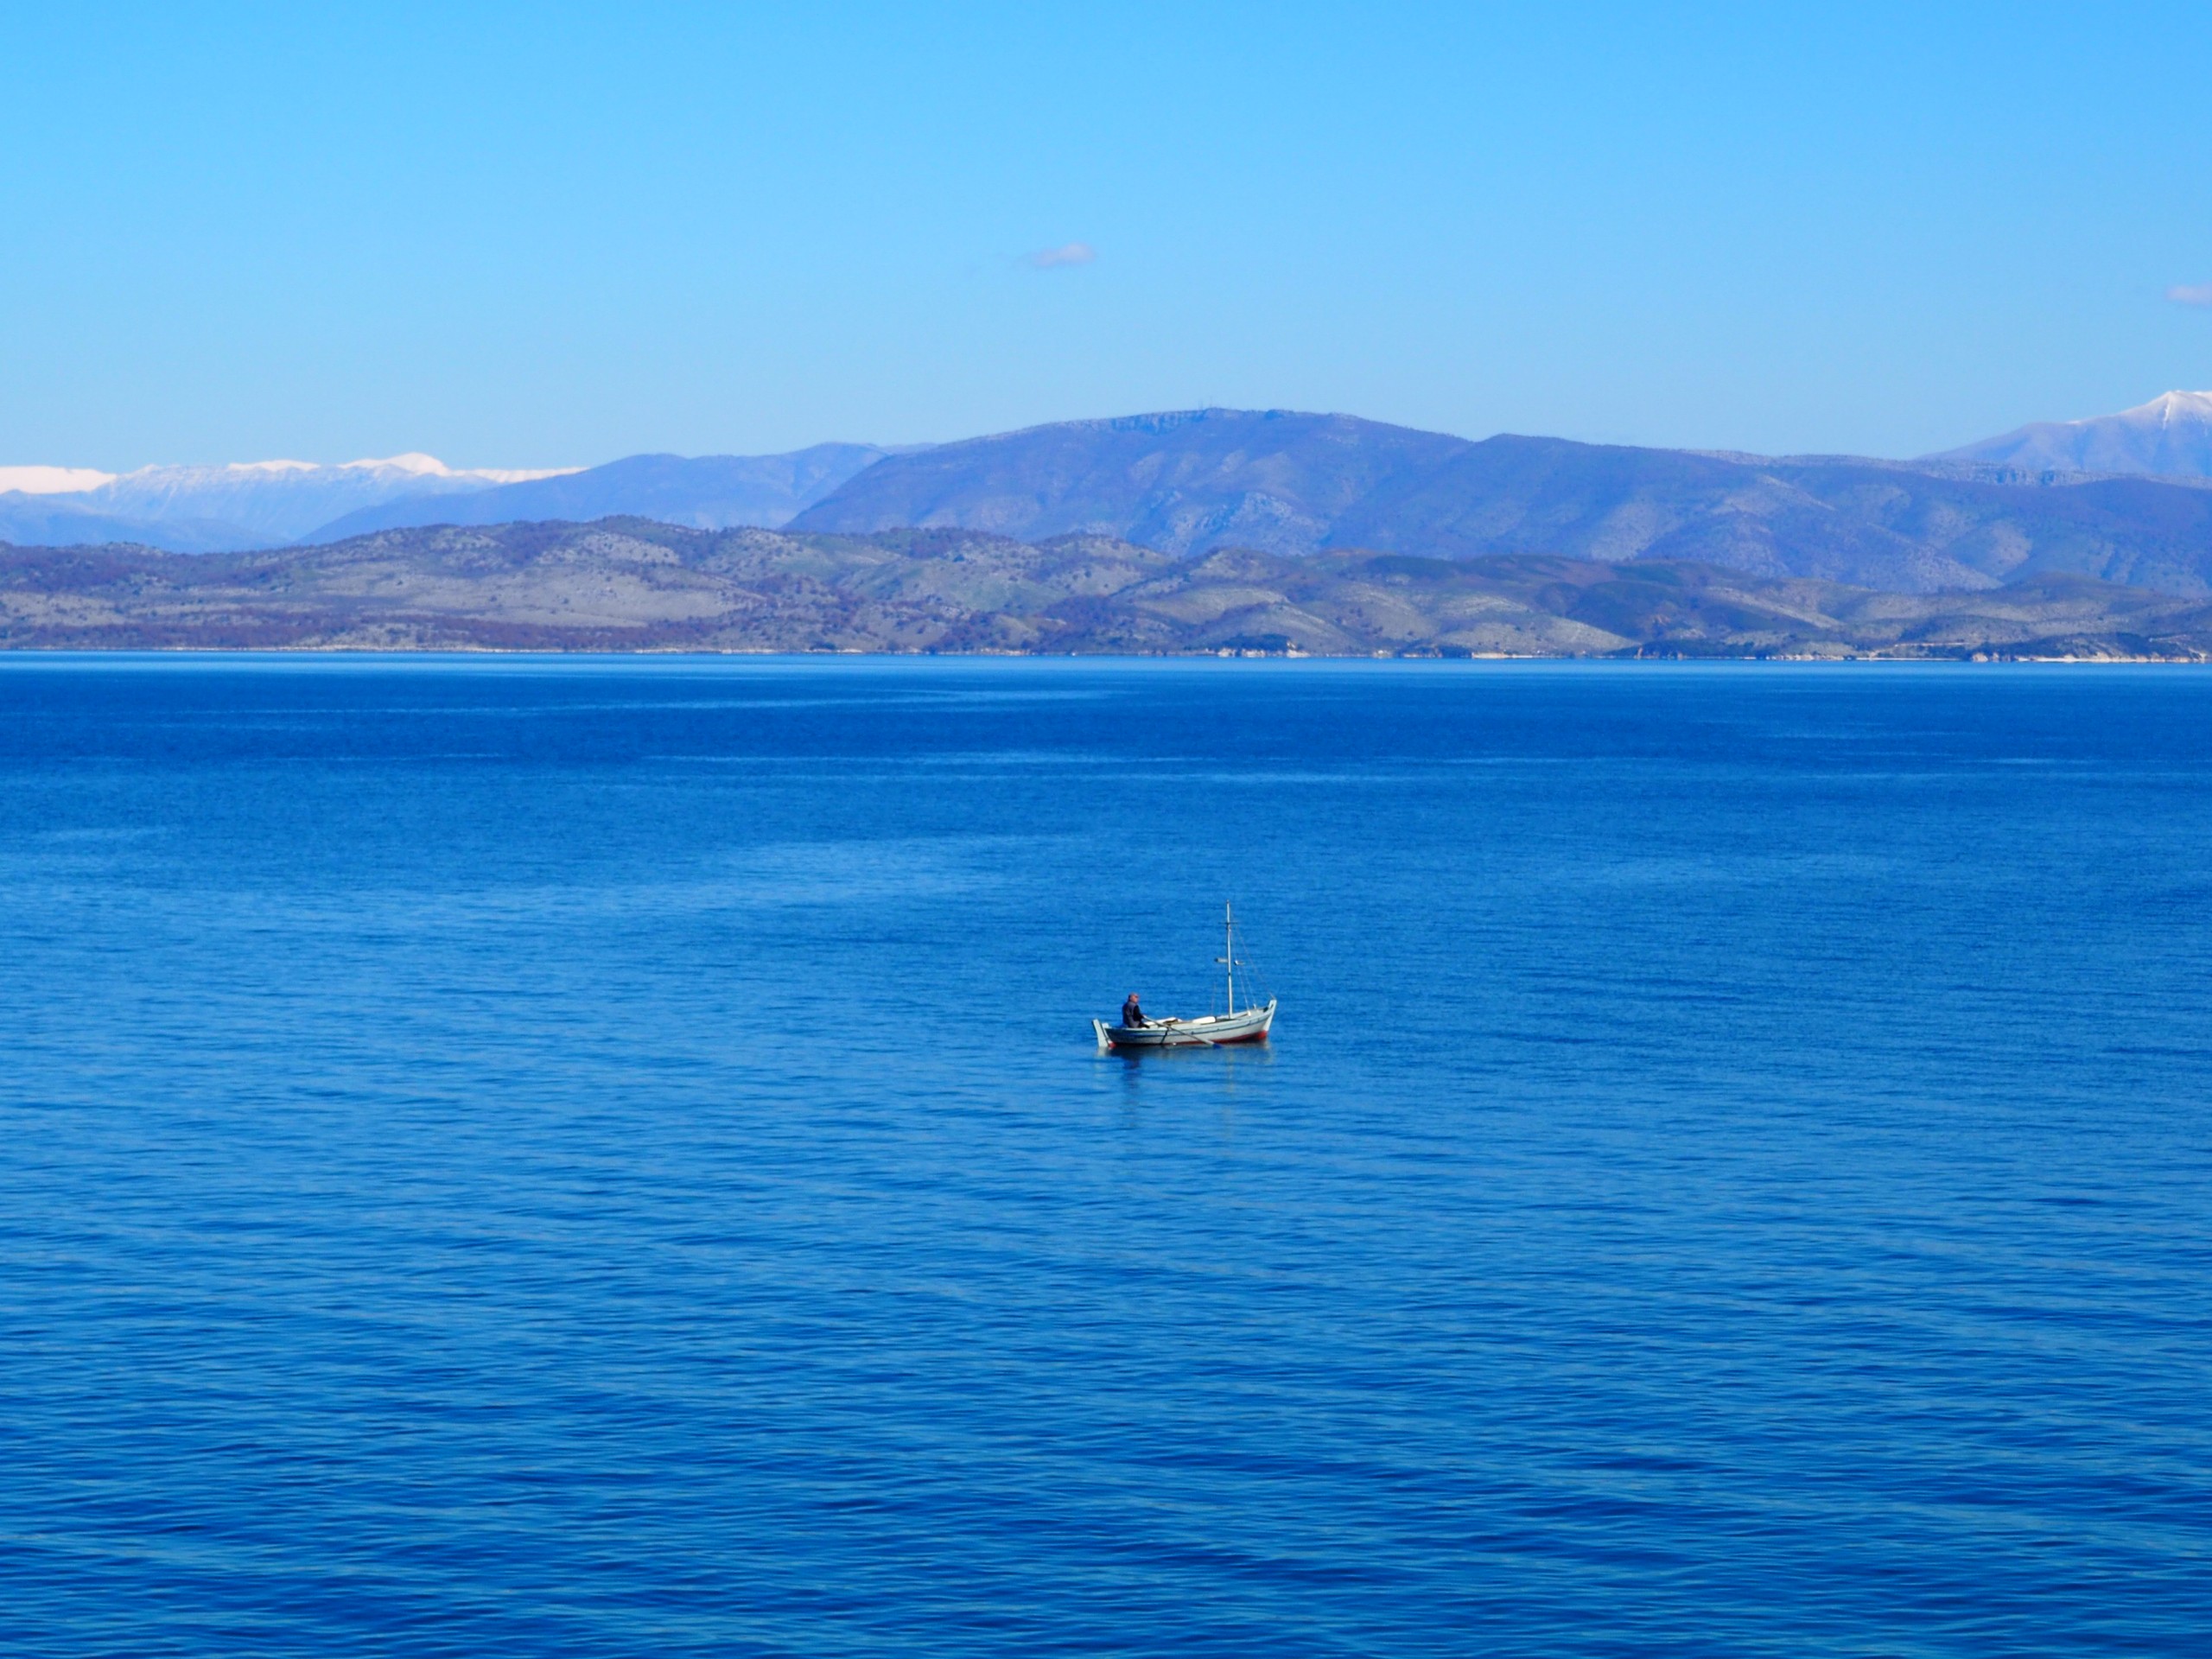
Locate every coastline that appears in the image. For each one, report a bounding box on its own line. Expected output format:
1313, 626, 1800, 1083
7, 522, 2212, 661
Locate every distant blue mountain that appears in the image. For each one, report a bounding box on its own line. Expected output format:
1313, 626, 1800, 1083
789, 407, 2212, 594
0, 495, 247, 553
0, 454, 569, 551
791, 410, 1468, 554
304, 444, 896, 542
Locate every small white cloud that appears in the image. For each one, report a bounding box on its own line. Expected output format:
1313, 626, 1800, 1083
1026, 241, 1096, 270
2169, 283, 2212, 307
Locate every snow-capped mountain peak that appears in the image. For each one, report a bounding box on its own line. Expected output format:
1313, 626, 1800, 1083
1935, 391, 2212, 477
2142, 390, 2212, 427
336, 453, 572, 483
0, 453, 582, 548
0, 465, 121, 495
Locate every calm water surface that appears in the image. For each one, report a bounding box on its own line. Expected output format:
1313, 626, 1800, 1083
0, 657, 2205, 1656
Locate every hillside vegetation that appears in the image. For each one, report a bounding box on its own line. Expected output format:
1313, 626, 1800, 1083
3, 519, 2209, 658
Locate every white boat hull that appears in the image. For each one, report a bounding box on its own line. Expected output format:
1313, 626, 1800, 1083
1094, 999, 1276, 1050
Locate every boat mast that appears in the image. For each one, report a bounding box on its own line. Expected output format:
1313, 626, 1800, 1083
1224, 902, 1234, 1014
1216, 903, 1248, 1014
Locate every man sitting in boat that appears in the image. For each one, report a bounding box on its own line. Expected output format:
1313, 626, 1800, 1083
1121, 993, 1147, 1029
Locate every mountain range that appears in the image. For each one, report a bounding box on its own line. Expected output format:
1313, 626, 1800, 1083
302, 444, 894, 540
10, 392, 2212, 605
787, 409, 2212, 594
0, 444, 891, 551
0, 518, 2202, 659
0, 454, 570, 552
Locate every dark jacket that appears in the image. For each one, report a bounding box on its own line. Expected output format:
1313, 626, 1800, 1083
1121, 997, 1145, 1028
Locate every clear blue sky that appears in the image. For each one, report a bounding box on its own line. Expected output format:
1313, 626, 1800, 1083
5, 1, 2211, 468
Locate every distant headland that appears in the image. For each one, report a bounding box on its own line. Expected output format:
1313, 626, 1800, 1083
0, 520, 2205, 660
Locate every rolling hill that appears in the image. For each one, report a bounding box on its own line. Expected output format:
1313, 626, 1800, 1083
0, 519, 2204, 658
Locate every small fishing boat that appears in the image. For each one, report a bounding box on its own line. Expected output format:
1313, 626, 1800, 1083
1094, 905, 1278, 1050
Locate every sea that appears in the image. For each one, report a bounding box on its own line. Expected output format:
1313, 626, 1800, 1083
0, 654, 2204, 1656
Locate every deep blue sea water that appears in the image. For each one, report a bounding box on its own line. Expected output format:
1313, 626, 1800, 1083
0, 655, 2205, 1656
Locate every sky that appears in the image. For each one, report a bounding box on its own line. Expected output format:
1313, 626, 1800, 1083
4, 1, 2212, 469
